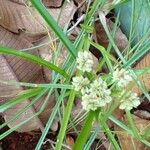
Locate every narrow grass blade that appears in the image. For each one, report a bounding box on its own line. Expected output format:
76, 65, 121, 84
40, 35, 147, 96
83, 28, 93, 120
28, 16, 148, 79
0, 47, 69, 78
91, 41, 116, 72
142, 127, 150, 139
0, 88, 43, 112
0, 80, 73, 89
124, 47, 150, 68
109, 116, 150, 147
30, 0, 77, 58
84, 126, 99, 150
35, 89, 67, 150
126, 110, 141, 139
55, 90, 75, 150
0, 88, 48, 129
98, 116, 121, 150
109, 115, 133, 135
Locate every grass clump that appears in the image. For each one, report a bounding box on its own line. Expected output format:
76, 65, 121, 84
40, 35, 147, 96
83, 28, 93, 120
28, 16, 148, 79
0, 0, 150, 149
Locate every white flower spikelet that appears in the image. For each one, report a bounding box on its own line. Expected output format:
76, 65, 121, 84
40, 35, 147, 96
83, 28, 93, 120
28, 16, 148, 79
119, 92, 141, 111
81, 77, 112, 111
112, 68, 132, 88
76, 51, 94, 72
72, 76, 89, 92
82, 92, 99, 111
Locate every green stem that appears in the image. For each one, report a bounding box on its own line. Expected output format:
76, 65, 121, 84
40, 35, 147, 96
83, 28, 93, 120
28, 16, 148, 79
55, 90, 75, 150
73, 111, 95, 150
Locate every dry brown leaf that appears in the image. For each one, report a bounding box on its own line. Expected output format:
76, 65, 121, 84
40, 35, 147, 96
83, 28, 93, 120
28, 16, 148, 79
35, 35, 68, 82
9, 0, 27, 5
48, 1, 76, 28
0, 0, 76, 35
134, 110, 150, 120
115, 115, 150, 150
94, 19, 128, 52
0, 0, 46, 34
10, 0, 63, 8
132, 52, 150, 95
65, 135, 75, 149
42, 0, 63, 7
94, 21, 109, 48
0, 26, 45, 132
0, 26, 58, 132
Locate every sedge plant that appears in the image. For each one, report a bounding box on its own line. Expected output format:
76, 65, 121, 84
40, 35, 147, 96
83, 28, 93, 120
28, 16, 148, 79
0, 0, 150, 150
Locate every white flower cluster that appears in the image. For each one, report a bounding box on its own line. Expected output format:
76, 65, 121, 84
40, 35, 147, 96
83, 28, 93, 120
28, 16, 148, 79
112, 67, 141, 110
72, 76, 89, 93
72, 51, 112, 111
72, 76, 112, 111
76, 51, 94, 72
72, 52, 141, 112
81, 78, 112, 111
119, 92, 141, 110
112, 68, 132, 88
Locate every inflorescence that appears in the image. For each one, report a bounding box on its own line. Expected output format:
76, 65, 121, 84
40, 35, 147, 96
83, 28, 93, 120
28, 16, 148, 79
72, 51, 141, 111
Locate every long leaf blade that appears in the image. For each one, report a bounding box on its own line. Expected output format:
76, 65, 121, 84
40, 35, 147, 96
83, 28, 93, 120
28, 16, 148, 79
30, 0, 77, 58
0, 47, 69, 78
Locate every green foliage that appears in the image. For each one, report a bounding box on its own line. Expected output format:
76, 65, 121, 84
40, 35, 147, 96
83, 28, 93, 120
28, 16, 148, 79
0, 0, 150, 149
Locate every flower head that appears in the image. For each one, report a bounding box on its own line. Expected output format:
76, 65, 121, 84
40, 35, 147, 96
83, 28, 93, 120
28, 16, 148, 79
112, 68, 132, 88
82, 92, 100, 111
119, 92, 141, 110
90, 78, 108, 93
81, 77, 112, 111
76, 51, 94, 72
72, 76, 89, 92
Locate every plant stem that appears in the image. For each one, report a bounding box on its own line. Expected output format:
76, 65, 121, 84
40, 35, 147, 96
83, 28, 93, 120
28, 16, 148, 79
73, 111, 95, 150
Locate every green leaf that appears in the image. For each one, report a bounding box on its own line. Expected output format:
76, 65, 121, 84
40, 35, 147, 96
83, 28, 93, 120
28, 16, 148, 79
126, 110, 141, 139
80, 24, 94, 33
30, 0, 77, 58
55, 90, 75, 150
142, 127, 150, 139
0, 47, 69, 78
98, 114, 121, 150
0, 88, 43, 112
